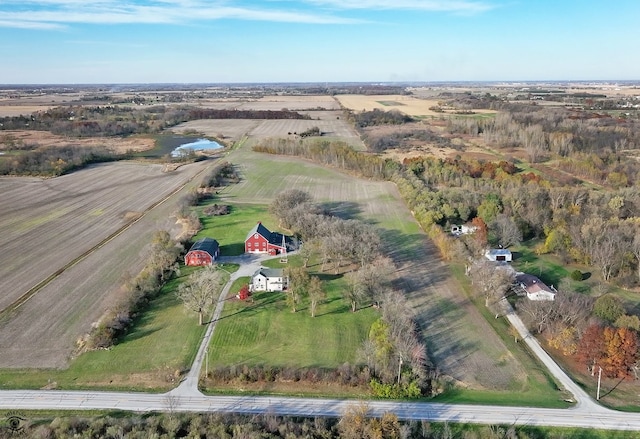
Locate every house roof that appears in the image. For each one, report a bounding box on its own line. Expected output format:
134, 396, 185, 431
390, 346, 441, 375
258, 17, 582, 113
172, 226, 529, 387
188, 237, 219, 255
246, 222, 287, 248
515, 273, 555, 295
486, 249, 512, 257
253, 267, 285, 278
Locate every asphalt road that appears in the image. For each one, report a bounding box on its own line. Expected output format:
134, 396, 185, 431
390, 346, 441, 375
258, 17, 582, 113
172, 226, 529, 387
2, 261, 640, 430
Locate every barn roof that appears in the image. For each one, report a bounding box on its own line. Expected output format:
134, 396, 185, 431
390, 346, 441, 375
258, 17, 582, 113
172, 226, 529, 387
188, 237, 219, 255
246, 222, 287, 248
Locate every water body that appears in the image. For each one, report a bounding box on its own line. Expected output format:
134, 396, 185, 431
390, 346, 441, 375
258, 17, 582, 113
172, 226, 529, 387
171, 138, 223, 157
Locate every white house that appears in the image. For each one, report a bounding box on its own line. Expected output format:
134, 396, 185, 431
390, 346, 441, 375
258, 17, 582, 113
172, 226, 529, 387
451, 224, 479, 236
515, 273, 556, 301
485, 248, 513, 262
249, 267, 288, 292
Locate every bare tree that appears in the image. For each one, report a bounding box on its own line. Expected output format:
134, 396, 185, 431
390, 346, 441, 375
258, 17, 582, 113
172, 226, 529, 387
468, 259, 515, 306
284, 266, 309, 313
489, 213, 522, 248
307, 275, 325, 317
176, 265, 227, 325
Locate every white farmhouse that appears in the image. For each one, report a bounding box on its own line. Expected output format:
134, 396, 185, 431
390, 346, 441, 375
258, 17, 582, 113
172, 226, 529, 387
249, 267, 288, 292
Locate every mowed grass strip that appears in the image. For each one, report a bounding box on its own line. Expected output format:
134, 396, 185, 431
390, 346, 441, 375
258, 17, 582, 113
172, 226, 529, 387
0, 269, 206, 391
209, 269, 376, 369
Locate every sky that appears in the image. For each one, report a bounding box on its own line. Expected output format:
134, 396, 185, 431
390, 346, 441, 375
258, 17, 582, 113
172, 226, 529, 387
1, 0, 639, 84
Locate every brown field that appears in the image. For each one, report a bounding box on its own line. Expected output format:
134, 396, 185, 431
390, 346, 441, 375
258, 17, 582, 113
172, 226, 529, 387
172, 112, 361, 146
336, 94, 497, 117
0, 160, 211, 368
235, 95, 340, 111
0, 130, 155, 153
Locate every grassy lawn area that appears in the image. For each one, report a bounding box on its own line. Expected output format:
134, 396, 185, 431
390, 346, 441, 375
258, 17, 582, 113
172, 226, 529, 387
207, 266, 377, 370
0, 268, 207, 391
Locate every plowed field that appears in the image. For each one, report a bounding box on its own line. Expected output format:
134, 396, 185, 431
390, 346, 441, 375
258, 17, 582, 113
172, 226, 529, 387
0, 160, 210, 367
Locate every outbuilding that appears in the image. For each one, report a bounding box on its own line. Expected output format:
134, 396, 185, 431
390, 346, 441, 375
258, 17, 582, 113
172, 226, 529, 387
485, 248, 513, 262
185, 237, 220, 266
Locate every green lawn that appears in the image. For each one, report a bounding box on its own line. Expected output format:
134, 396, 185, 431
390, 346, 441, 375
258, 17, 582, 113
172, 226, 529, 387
208, 265, 377, 369
0, 268, 207, 391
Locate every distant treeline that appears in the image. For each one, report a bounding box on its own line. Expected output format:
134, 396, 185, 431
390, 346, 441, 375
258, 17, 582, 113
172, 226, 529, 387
185, 108, 310, 120
0, 105, 310, 138
0, 145, 121, 176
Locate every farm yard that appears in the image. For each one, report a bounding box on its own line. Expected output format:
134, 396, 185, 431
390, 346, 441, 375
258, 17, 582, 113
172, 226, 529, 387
207, 142, 538, 395
0, 160, 211, 368
0, 88, 561, 404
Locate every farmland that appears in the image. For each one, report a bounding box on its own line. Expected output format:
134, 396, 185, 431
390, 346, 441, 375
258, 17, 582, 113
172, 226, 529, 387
0, 160, 211, 368
0, 87, 553, 401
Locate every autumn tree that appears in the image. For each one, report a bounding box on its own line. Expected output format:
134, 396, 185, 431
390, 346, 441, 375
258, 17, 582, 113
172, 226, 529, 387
601, 326, 639, 379
176, 265, 227, 325
576, 324, 605, 373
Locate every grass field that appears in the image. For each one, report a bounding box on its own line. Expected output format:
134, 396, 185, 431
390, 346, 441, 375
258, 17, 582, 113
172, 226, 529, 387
0, 269, 207, 391
209, 268, 377, 369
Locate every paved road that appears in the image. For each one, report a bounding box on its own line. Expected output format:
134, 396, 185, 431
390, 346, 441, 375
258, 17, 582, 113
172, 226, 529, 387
1, 389, 639, 430
2, 261, 640, 430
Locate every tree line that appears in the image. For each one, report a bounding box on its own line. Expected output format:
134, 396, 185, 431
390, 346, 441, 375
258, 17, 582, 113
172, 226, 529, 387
0, 408, 577, 439
0, 105, 311, 138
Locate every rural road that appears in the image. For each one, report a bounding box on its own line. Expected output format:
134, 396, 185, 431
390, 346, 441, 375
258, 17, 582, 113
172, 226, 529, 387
1, 260, 639, 430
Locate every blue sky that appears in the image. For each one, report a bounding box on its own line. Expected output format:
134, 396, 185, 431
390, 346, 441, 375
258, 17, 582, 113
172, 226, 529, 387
1, 1, 639, 84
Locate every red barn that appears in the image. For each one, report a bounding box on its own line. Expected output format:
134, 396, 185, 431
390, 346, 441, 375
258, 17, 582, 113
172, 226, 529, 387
185, 237, 220, 266
245, 222, 287, 255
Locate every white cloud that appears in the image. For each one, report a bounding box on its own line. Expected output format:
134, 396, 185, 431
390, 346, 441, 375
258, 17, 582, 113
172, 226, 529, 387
301, 0, 495, 13
0, 1, 361, 29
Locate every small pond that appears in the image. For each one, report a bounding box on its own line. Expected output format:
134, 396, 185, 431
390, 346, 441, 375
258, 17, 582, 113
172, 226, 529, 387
170, 137, 223, 157
135, 135, 223, 159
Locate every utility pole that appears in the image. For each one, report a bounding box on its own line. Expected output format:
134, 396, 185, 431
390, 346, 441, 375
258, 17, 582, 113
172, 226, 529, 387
597, 366, 602, 400
397, 356, 403, 385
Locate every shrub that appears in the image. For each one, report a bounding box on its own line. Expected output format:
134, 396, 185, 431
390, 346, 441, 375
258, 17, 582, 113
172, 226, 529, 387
570, 270, 583, 281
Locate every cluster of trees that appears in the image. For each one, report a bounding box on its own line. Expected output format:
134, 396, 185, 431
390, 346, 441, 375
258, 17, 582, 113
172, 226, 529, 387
517, 289, 640, 379
350, 108, 414, 128
200, 161, 239, 188
270, 190, 431, 397
0, 145, 121, 176
477, 106, 639, 185
270, 189, 381, 272
364, 128, 456, 153
81, 231, 182, 350
298, 126, 321, 138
